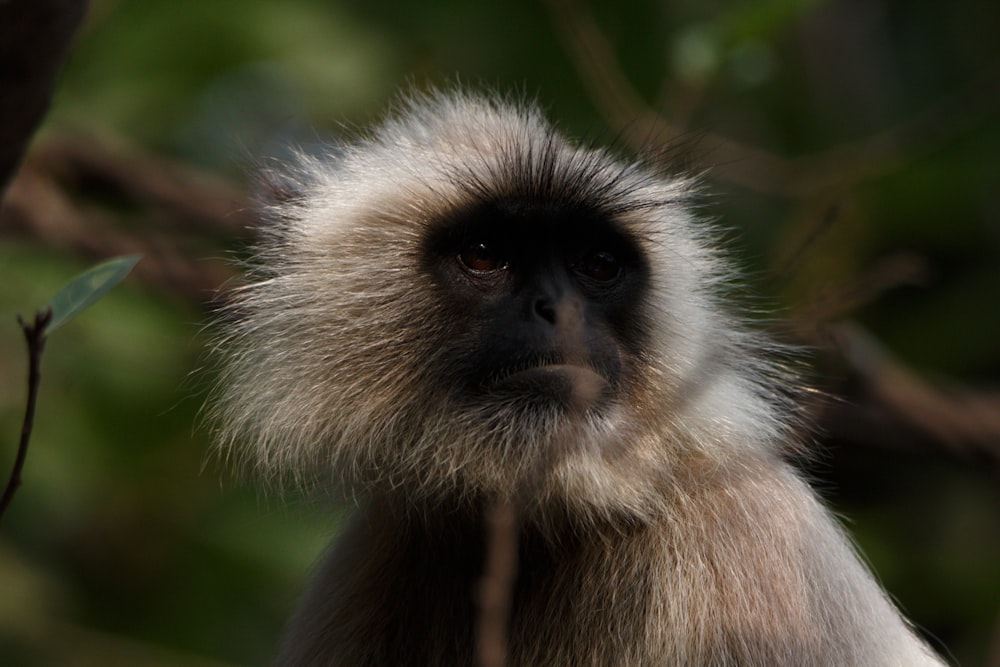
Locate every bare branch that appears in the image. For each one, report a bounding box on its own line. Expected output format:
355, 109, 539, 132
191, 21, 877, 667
543, 0, 1000, 197
779, 253, 931, 341
833, 323, 1000, 459
30, 136, 254, 239
0, 309, 52, 520
1, 138, 250, 306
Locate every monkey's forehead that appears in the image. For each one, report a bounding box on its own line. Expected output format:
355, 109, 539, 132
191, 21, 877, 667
282, 92, 694, 239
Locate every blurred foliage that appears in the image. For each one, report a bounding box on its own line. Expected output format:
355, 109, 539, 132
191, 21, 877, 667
1, 0, 998, 665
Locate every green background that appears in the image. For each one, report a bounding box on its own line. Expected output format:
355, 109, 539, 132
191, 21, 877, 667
1, 0, 998, 664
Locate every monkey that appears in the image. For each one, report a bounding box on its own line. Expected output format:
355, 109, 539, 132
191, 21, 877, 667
211, 90, 946, 666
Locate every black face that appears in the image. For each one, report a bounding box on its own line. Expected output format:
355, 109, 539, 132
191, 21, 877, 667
422, 199, 650, 410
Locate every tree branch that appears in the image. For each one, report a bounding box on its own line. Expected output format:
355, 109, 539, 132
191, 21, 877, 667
0, 309, 52, 520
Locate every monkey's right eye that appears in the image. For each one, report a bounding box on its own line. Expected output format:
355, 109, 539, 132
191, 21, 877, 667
459, 242, 507, 274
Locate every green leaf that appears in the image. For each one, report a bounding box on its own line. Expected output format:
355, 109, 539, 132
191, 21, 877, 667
45, 255, 142, 334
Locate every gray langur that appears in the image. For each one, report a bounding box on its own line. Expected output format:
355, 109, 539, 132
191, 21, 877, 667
211, 91, 945, 666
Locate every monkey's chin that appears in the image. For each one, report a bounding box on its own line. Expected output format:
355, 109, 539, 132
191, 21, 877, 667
492, 364, 610, 410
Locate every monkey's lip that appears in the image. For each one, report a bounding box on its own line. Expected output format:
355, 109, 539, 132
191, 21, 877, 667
501, 363, 605, 383
491, 364, 609, 402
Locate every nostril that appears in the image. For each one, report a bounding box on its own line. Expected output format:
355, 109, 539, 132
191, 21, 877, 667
534, 298, 557, 325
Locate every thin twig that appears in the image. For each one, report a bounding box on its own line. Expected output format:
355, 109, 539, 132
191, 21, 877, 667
476, 500, 519, 667
768, 202, 841, 287
0, 308, 51, 521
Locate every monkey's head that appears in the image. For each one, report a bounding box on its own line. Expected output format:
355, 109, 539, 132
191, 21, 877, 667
213, 92, 790, 518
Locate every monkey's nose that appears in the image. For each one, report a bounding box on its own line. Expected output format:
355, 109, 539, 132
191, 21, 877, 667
533, 297, 558, 324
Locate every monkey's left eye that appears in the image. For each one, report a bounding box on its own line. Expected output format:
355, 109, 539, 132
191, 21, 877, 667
459, 242, 507, 274
576, 250, 621, 283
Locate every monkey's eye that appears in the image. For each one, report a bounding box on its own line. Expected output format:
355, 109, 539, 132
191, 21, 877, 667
459, 242, 507, 274
576, 250, 621, 283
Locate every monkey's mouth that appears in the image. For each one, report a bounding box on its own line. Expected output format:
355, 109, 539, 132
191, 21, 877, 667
490, 364, 610, 409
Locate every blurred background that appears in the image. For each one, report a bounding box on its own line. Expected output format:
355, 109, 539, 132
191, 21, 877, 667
0, 0, 998, 665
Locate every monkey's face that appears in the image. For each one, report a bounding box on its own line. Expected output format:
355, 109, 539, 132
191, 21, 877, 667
420, 201, 650, 418
215, 94, 778, 513
363, 194, 671, 509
